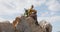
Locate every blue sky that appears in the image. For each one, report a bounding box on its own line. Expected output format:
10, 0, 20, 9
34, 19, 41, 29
0, 0, 60, 32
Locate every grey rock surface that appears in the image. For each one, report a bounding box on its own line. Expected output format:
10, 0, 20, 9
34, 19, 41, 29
0, 16, 52, 32
0, 22, 15, 32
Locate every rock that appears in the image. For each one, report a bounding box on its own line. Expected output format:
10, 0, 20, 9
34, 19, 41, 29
16, 16, 43, 32
16, 16, 31, 32
0, 16, 52, 32
39, 20, 52, 32
0, 21, 15, 32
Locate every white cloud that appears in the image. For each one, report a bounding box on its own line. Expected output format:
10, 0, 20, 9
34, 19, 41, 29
0, 17, 9, 22
41, 12, 48, 16
37, 16, 60, 23
0, 0, 46, 23
0, 0, 60, 23
0, 0, 46, 15
0, 17, 14, 23
0, 0, 24, 15
0, 0, 60, 15
46, 0, 60, 11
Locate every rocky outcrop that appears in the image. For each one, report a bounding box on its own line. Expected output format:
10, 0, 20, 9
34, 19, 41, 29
0, 22, 15, 32
39, 20, 52, 32
0, 16, 52, 32
16, 16, 52, 32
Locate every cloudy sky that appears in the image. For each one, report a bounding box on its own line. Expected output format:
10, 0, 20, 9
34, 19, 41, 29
0, 0, 60, 32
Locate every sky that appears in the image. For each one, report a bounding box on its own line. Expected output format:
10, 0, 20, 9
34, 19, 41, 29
0, 0, 60, 32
